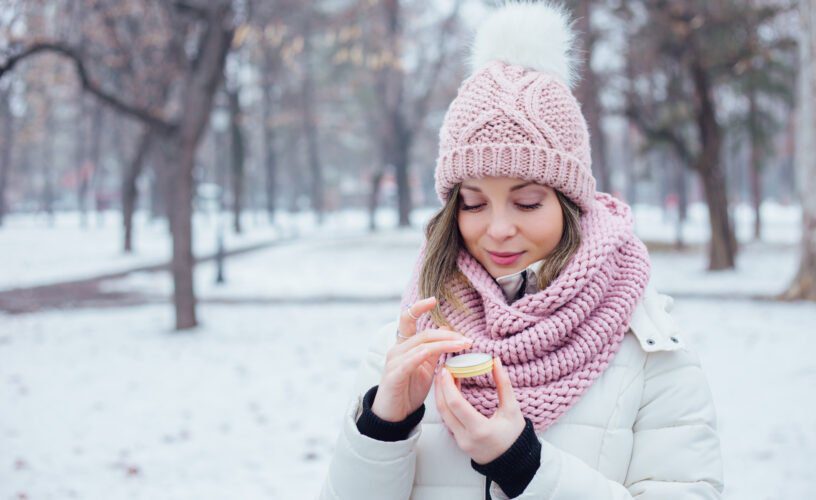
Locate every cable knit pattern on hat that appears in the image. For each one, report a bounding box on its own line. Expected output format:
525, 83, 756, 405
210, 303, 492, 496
435, 60, 595, 211
401, 193, 651, 432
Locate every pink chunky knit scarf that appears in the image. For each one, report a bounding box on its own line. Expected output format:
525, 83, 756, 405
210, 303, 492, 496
401, 193, 651, 432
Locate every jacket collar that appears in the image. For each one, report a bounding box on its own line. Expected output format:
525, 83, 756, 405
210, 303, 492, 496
628, 284, 686, 352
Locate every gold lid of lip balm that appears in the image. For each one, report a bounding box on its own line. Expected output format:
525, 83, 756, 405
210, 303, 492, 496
445, 353, 494, 379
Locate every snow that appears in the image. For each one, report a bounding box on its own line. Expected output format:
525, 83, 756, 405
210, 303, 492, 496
0, 208, 435, 292
0, 211, 281, 291
0, 303, 389, 500
1, 203, 814, 499
631, 201, 801, 246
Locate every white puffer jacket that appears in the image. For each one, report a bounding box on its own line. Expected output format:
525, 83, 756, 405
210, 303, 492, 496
320, 285, 724, 499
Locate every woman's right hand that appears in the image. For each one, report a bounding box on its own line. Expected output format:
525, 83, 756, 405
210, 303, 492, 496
371, 296, 473, 422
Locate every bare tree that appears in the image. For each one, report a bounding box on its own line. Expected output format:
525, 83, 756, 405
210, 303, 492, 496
619, 0, 794, 270
0, 1, 235, 330
785, 0, 816, 300
357, 0, 462, 228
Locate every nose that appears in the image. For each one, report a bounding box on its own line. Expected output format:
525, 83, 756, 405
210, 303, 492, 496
486, 209, 517, 241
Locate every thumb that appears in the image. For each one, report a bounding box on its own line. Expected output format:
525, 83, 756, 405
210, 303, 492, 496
493, 357, 518, 412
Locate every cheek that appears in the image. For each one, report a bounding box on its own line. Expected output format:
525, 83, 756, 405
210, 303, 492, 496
528, 204, 564, 247
457, 213, 487, 251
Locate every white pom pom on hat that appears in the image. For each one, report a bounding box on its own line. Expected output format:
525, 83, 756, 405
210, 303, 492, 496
467, 1, 580, 89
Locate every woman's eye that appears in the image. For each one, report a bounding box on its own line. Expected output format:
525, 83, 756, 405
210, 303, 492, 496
516, 202, 542, 211
460, 203, 485, 212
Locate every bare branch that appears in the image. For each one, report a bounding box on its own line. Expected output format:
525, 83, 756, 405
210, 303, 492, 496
624, 102, 693, 166
0, 42, 175, 133
172, 0, 208, 20
408, 0, 462, 134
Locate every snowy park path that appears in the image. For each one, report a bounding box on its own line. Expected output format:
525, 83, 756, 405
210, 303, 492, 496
0, 237, 293, 314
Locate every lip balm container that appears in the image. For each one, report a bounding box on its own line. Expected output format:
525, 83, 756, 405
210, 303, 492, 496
445, 353, 494, 379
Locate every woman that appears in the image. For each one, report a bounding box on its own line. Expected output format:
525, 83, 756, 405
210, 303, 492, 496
320, 3, 724, 499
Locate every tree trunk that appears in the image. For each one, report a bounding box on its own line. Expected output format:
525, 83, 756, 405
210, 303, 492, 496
623, 125, 638, 207
75, 95, 90, 227
122, 127, 154, 253
300, 16, 324, 224
689, 55, 736, 270
149, 154, 168, 221
785, 0, 816, 301
700, 167, 735, 269
43, 101, 56, 225
380, 0, 413, 227
89, 102, 104, 227
228, 88, 245, 234
368, 169, 384, 231
393, 136, 411, 227
168, 140, 197, 330
0, 91, 13, 227
748, 148, 762, 241
747, 83, 763, 241
168, 5, 233, 330
787, 211, 816, 300
261, 51, 278, 224
574, 0, 610, 193
675, 155, 688, 249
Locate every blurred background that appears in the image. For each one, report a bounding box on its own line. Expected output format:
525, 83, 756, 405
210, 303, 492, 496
0, 0, 813, 498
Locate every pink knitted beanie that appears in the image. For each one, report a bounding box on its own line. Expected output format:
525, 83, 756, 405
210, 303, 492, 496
434, 2, 596, 211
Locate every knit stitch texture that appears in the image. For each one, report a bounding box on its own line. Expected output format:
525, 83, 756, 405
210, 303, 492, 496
401, 193, 651, 432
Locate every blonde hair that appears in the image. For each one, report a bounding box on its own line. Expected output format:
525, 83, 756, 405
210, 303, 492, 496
419, 183, 582, 328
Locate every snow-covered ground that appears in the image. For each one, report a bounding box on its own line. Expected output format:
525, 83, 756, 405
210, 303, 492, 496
1, 202, 814, 499
0, 302, 390, 500
0, 211, 287, 291
0, 208, 435, 292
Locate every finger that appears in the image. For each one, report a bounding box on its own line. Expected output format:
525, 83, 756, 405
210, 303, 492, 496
439, 367, 485, 429
391, 340, 472, 380
493, 357, 519, 413
393, 328, 468, 354
397, 297, 437, 341
434, 370, 466, 435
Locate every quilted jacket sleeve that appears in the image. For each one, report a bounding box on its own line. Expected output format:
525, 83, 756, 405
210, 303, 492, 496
319, 321, 421, 500
490, 346, 724, 499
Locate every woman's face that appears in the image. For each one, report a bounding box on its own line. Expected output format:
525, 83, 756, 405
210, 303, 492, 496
457, 176, 564, 278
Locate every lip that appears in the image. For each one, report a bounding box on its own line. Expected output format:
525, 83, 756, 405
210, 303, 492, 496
487, 250, 525, 266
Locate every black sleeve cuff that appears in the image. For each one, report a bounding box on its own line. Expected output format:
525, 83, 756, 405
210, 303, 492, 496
355, 385, 425, 442
471, 418, 541, 498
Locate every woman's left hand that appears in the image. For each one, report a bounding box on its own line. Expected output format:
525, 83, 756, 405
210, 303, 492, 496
434, 357, 526, 464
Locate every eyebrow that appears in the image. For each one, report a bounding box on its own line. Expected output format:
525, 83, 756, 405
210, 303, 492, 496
460, 181, 537, 193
